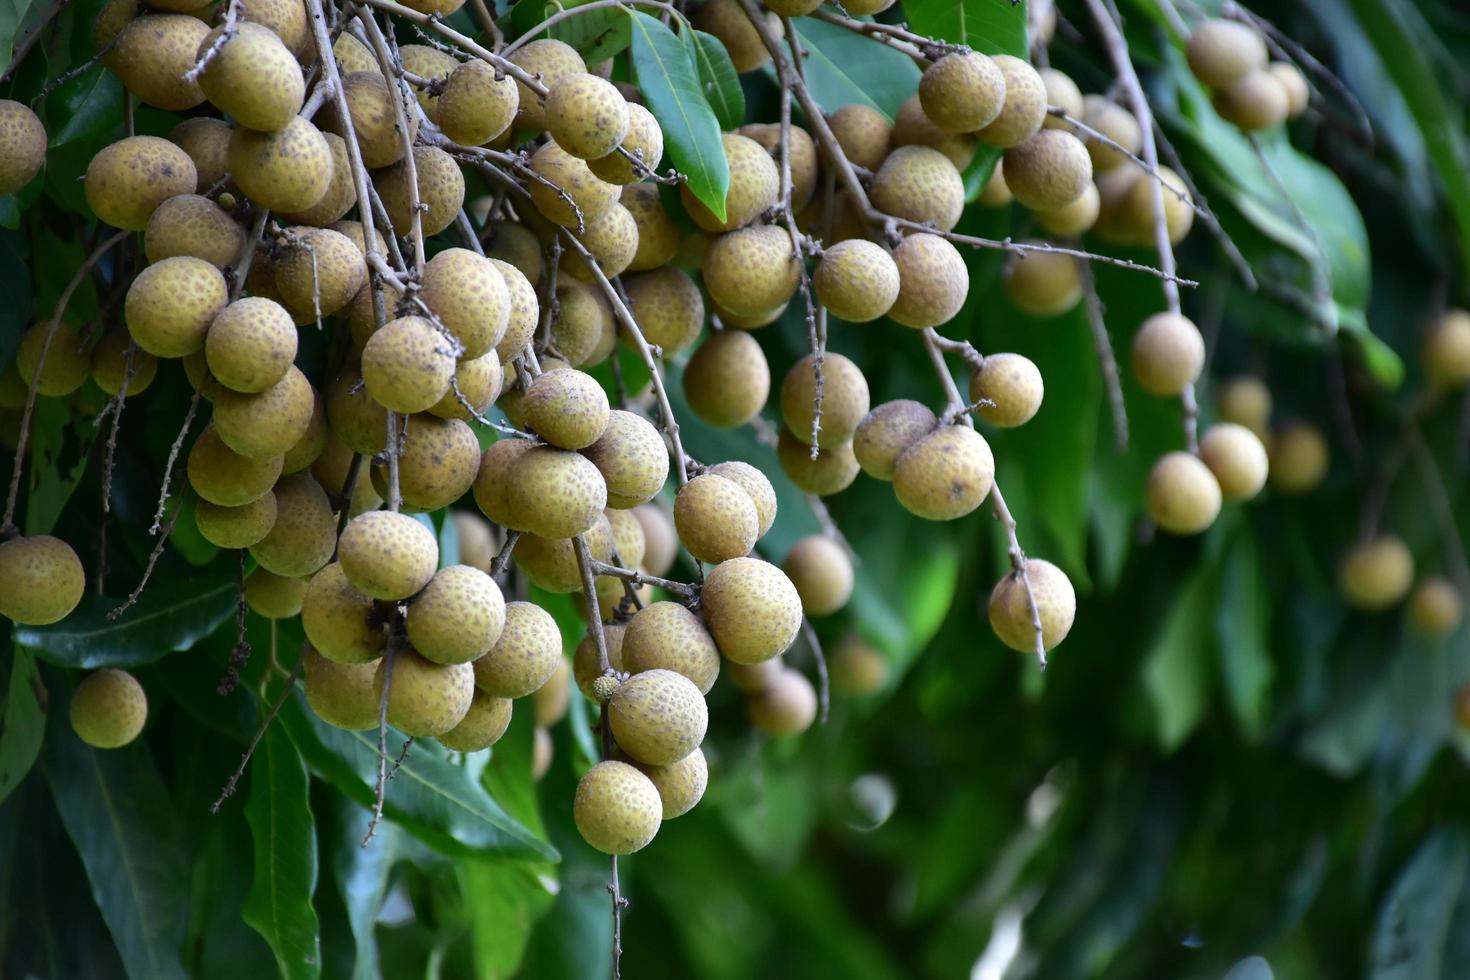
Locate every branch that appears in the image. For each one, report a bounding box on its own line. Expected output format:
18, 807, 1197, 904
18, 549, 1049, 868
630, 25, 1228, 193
1079, 262, 1129, 450
211, 652, 305, 813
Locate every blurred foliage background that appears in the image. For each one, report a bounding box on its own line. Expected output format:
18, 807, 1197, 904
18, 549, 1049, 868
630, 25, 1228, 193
5, 0, 1470, 977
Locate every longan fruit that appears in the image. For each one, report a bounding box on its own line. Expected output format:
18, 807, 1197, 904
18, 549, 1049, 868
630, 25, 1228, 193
891, 94, 977, 171
853, 399, 937, 480
893, 424, 995, 520
527, 140, 618, 230
714, 301, 787, 330
684, 330, 770, 428
1199, 423, 1269, 501
701, 224, 801, 318
606, 505, 646, 569
826, 103, 891, 171
439, 690, 514, 752
889, 232, 969, 329
70, 669, 148, 749
637, 746, 707, 819
581, 410, 670, 509
249, 473, 336, 577
575, 622, 626, 697
328, 71, 413, 169
492, 259, 542, 362
609, 667, 707, 765
683, 133, 780, 233
187, 426, 283, 506
747, 667, 817, 736
473, 600, 562, 698
546, 72, 629, 161
920, 52, 1005, 134
534, 658, 571, 727
587, 103, 665, 185
971, 353, 1044, 428
167, 117, 231, 193
574, 760, 663, 855
302, 562, 385, 665
813, 240, 900, 323
437, 59, 519, 147
549, 278, 612, 367
144, 194, 243, 269
1270, 62, 1310, 119
407, 565, 506, 665
691, 0, 778, 74
483, 221, 543, 283
372, 414, 479, 513
378, 145, 464, 237
0, 100, 46, 194
523, 368, 610, 450
282, 391, 328, 474
1004, 129, 1093, 212
1112, 165, 1195, 246
1035, 183, 1100, 238
1147, 451, 1222, 535
623, 266, 705, 356
313, 432, 384, 517
91, 330, 159, 397
507, 446, 609, 539
212, 365, 315, 459
1187, 19, 1267, 89
339, 510, 440, 600
420, 248, 510, 360
1218, 375, 1272, 437
197, 22, 304, 133
704, 461, 776, 538
1077, 95, 1142, 173
622, 601, 721, 693
777, 426, 859, 496
1340, 535, 1414, 611
243, 0, 309, 57
508, 38, 587, 132
1424, 309, 1470, 388
111, 14, 209, 110
472, 437, 534, 528
86, 136, 198, 231
725, 656, 781, 693
361, 316, 456, 414
304, 649, 380, 731
229, 117, 334, 214
274, 226, 366, 322
244, 566, 308, 619
450, 511, 498, 574
195, 493, 278, 549
16, 323, 91, 396
633, 504, 677, 576
324, 367, 388, 456
674, 473, 759, 563
94, 0, 138, 57
738, 121, 815, 208
124, 255, 226, 359
1269, 421, 1329, 495
783, 535, 853, 617
377, 650, 474, 738
829, 635, 889, 696
204, 297, 296, 395
977, 55, 1047, 148
701, 556, 803, 664
1131, 312, 1205, 397
562, 202, 640, 282
400, 44, 458, 120
870, 146, 965, 232
988, 559, 1076, 653
621, 183, 681, 271
978, 167, 1012, 207
1214, 69, 1289, 131
781, 352, 871, 449
0, 535, 85, 626
1004, 248, 1082, 319
1040, 69, 1084, 129
1409, 577, 1463, 637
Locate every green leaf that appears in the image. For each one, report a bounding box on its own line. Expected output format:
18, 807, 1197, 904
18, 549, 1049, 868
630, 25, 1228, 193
242, 725, 322, 980
0, 0, 38, 72
627, 10, 727, 219
0, 646, 46, 806
1215, 530, 1273, 738
1370, 828, 1470, 979
787, 18, 920, 120
43, 706, 190, 980
1141, 565, 1218, 751
16, 574, 238, 668
902, 0, 1028, 55
688, 30, 745, 131
551, 1, 631, 62
458, 861, 558, 979
25, 395, 98, 535
330, 803, 396, 980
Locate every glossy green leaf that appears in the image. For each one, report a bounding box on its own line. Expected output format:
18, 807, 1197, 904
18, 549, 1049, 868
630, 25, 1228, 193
552, 1, 631, 62
902, 0, 1028, 55
242, 725, 322, 980
0, 646, 46, 806
1141, 565, 1218, 751
24, 395, 97, 535
0, 0, 38, 74
330, 803, 396, 980
689, 29, 745, 131
1370, 828, 1470, 979
627, 10, 727, 220
459, 860, 558, 979
787, 18, 920, 120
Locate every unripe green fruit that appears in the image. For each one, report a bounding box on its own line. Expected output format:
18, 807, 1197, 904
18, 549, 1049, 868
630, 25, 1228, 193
777, 426, 859, 496
581, 409, 670, 509
1035, 183, 1100, 238
438, 690, 514, 752
702, 224, 801, 318
361, 316, 456, 414
168, 117, 231, 193
829, 635, 889, 696
1004, 248, 1082, 319
1199, 422, 1269, 502
1340, 535, 1414, 611
701, 556, 803, 664
407, 565, 506, 665
919, 52, 1005, 134
1424, 309, 1470, 389
1218, 375, 1272, 438
338, 511, 439, 599
1187, 18, 1267, 90
970, 353, 1044, 428
674, 472, 759, 563
637, 747, 708, 819
1147, 451, 1222, 535
590, 103, 665, 185
622, 183, 680, 271
507, 38, 586, 131
1409, 577, 1463, 637
304, 649, 380, 730
575, 622, 627, 698
621, 266, 704, 356
561, 202, 639, 282
1269, 421, 1329, 495
0, 535, 85, 626
205, 297, 296, 394
623, 601, 721, 693
977, 55, 1047, 148
16, 323, 91, 396
187, 426, 283, 506
892, 94, 977, 171
870, 146, 965, 232
747, 667, 816, 736
546, 72, 629, 161
421, 248, 510, 359
573, 759, 663, 855
302, 563, 385, 665
523, 369, 610, 450
212, 365, 314, 459
1214, 69, 1289, 132
609, 667, 707, 766
369, 414, 480, 513
781, 352, 871, 449
250, 473, 336, 577
1039, 69, 1084, 129
507, 446, 608, 539
853, 399, 937, 480
633, 504, 678, 576
70, 669, 147, 749
91, 329, 157, 397
528, 140, 618, 229
690, 0, 778, 74
1131, 312, 1205, 397
1004, 130, 1093, 212
125, 255, 227, 358
1270, 62, 1310, 119
893, 425, 995, 521
889, 233, 969, 328
704, 461, 776, 538
783, 535, 853, 617
198, 22, 304, 133
228, 117, 334, 214
682, 133, 779, 233
376, 650, 474, 738
826, 103, 891, 171
111, 15, 209, 110
244, 567, 307, 619
144, 194, 244, 269
473, 600, 562, 698
0, 100, 46, 194
988, 559, 1076, 653
196, 493, 277, 549
275, 226, 366, 322
813, 240, 900, 324
684, 330, 770, 428
437, 59, 519, 146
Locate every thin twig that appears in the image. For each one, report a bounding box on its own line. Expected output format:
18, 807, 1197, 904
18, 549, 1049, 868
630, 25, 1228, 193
362, 644, 396, 846
1079, 262, 1129, 450
108, 500, 183, 620
801, 618, 829, 725
211, 654, 305, 813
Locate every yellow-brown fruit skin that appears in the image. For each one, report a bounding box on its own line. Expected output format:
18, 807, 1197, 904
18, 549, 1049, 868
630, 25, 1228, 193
195, 494, 278, 550
870, 146, 965, 233
623, 601, 721, 694
638, 747, 708, 819
684, 330, 770, 429
1131, 312, 1205, 397
1078, 95, 1142, 172
747, 668, 817, 736
473, 600, 563, 698
691, 0, 778, 74
330, 72, 416, 169
609, 668, 708, 766
249, 474, 336, 578
977, 55, 1047, 149
589, 103, 665, 185
701, 557, 803, 664
492, 259, 542, 362
546, 72, 630, 161
506, 447, 608, 539
702, 224, 801, 319
86, 136, 198, 232
0, 100, 47, 194
889, 233, 969, 329
682, 133, 780, 233
781, 352, 871, 449
275, 226, 366, 322
1004, 130, 1094, 213
304, 650, 381, 731
561, 202, 639, 283
853, 400, 937, 481
582, 410, 670, 509
187, 426, 283, 506
70, 669, 148, 749
919, 52, 1005, 134
406, 565, 507, 665
1187, 19, 1268, 90
375, 651, 475, 738
361, 315, 456, 414
16, 323, 92, 396
244, 567, 307, 619
574, 760, 663, 855
534, 659, 570, 727
575, 623, 627, 698
705, 461, 776, 538
674, 473, 760, 564
1218, 375, 1272, 439
212, 365, 315, 459
1270, 62, 1310, 119
1424, 310, 1470, 389
523, 369, 610, 450
0, 535, 85, 626
738, 122, 815, 208
1199, 423, 1269, 502
302, 563, 385, 666
401, 44, 458, 120
125, 255, 228, 359
1004, 248, 1082, 319
438, 690, 514, 752
228, 117, 333, 214
112, 15, 209, 110
437, 59, 519, 147
622, 183, 680, 271
528, 141, 617, 230
144, 194, 245, 269
205, 297, 297, 394
377, 146, 465, 237
826, 104, 891, 172
197, 22, 304, 133
622, 267, 704, 357
339, 511, 440, 601
1037, 183, 1100, 238
1409, 578, 1464, 637
1147, 451, 1222, 536
1340, 536, 1415, 612
91, 331, 159, 397
371, 415, 480, 513
893, 424, 996, 521
168, 117, 232, 193
783, 535, 854, 617
967, 352, 1041, 427
892, 95, 977, 171
830, 636, 889, 696
1040, 69, 1085, 129
813, 240, 900, 323
1213, 69, 1289, 132
777, 426, 860, 496
508, 39, 587, 132
988, 559, 1077, 653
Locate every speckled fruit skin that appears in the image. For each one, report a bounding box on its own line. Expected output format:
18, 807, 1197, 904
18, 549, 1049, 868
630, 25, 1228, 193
0, 535, 84, 626
0, 100, 46, 194
701, 225, 801, 318
703, 461, 776, 538
1004, 248, 1082, 319
278, 132, 355, 227
517, 516, 611, 594
111, 15, 210, 111
473, 600, 563, 698
545, 72, 629, 161
438, 690, 514, 751
195, 493, 278, 549
619, 266, 703, 356
781, 352, 871, 449
1199, 423, 1269, 501
473, 438, 535, 528
274, 227, 365, 323
369, 414, 479, 514
186, 427, 282, 508
562, 201, 639, 282
783, 535, 854, 617
574, 760, 663, 855
523, 369, 610, 450
870, 146, 965, 232
528, 140, 618, 230
888, 233, 969, 329
637, 747, 708, 819
302, 563, 386, 666
747, 668, 817, 735
622, 602, 721, 694
826, 104, 891, 171
1146, 451, 1222, 536
608, 668, 708, 766
407, 565, 507, 665
919, 52, 1005, 134
813, 240, 900, 323
304, 649, 381, 731
893, 425, 995, 521
1003, 130, 1094, 212
228, 117, 333, 214
589, 103, 664, 184
854, 400, 937, 481
622, 183, 680, 271
892, 94, 976, 171
168, 118, 231, 192
682, 133, 779, 232
212, 365, 315, 460
1131, 313, 1205, 397
437, 59, 519, 147
205, 297, 297, 394
16, 323, 91, 396
492, 259, 542, 362
700, 557, 803, 664
197, 23, 304, 133
70, 669, 148, 749
970, 353, 1044, 428
691, 0, 776, 74
338, 511, 440, 600
244, 567, 307, 619
684, 330, 770, 429
1035, 183, 1100, 238
508, 38, 587, 132
125, 255, 227, 358
988, 559, 1077, 653
361, 315, 456, 414
376, 650, 475, 738
1340, 536, 1415, 612
91, 329, 158, 397
421, 247, 510, 360
777, 426, 860, 496
374, 148, 461, 238
575, 623, 627, 698
144, 194, 245, 269
430, 353, 503, 422
674, 473, 759, 564
976, 55, 1048, 149
249, 474, 335, 577
506, 447, 608, 539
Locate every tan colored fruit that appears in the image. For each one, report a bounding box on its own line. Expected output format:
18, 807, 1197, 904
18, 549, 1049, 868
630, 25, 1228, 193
609, 667, 706, 765
379, 147, 463, 237
0, 535, 85, 626
212, 365, 314, 459
726, 657, 781, 693
302, 562, 385, 665
528, 140, 617, 230
1269, 421, 1329, 495
420, 248, 510, 359
244, 0, 309, 57
622, 602, 720, 693
1147, 451, 1222, 535
523, 368, 610, 450
94, 0, 138, 57
1004, 130, 1093, 212
549, 279, 611, 367
111, 15, 209, 110
372, 415, 479, 512
889, 233, 969, 328
197, 22, 303, 132
1270, 62, 1310, 119
829, 635, 889, 696
714, 301, 787, 330
491, 259, 541, 362
605, 506, 646, 570
124, 255, 226, 358
546, 72, 629, 161
508, 39, 587, 132
168, 117, 231, 192
327, 71, 413, 169
674, 473, 759, 563
473, 600, 562, 698
195, 493, 277, 549
1004, 248, 1082, 318
738, 121, 816, 208
339, 510, 440, 600
683, 133, 780, 233
323, 367, 388, 455
249, 473, 335, 576
623, 267, 705, 356
978, 167, 1012, 207
747, 667, 817, 735
574, 760, 663, 854
0, 100, 46, 193
1040, 68, 1084, 129
1424, 309, 1470, 388
561, 202, 639, 282
574, 622, 627, 697
1218, 375, 1272, 438
16, 323, 91, 396
1409, 577, 1463, 637
988, 559, 1076, 653
783, 535, 853, 617
581, 410, 670, 509
144, 194, 243, 268
704, 461, 775, 538
507, 447, 608, 538
1035, 183, 1100, 238
870, 146, 964, 232
1077, 95, 1141, 172
637, 746, 707, 819
777, 426, 859, 496
312, 433, 383, 516
274, 227, 365, 322
781, 352, 870, 449
826, 103, 891, 171
361, 316, 456, 414
304, 649, 380, 730
91, 330, 158, 397
472, 438, 534, 528
401, 44, 458, 119
702, 224, 801, 318
691, 0, 779, 74
1131, 312, 1205, 397
588, 103, 664, 184
437, 59, 519, 146
534, 658, 570, 727
187, 426, 282, 505
891, 94, 977, 171
282, 391, 328, 474
244, 567, 307, 619
376, 650, 474, 737
633, 505, 677, 576
977, 55, 1047, 148
893, 424, 995, 520
86, 136, 198, 231
1199, 423, 1269, 501
1112, 166, 1195, 246
621, 183, 680, 271
920, 52, 1005, 134
853, 400, 937, 480
451, 511, 498, 573
229, 117, 333, 214
70, 669, 147, 748
1213, 69, 1289, 131
684, 330, 770, 428
813, 240, 900, 323
971, 353, 1043, 428
1187, 18, 1267, 90
407, 565, 506, 665
1340, 535, 1414, 611
483, 221, 543, 284
701, 556, 802, 664
438, 690, 514, 751
205, 297, 296, 394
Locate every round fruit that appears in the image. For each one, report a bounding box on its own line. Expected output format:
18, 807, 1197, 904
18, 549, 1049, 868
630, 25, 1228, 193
1270, 62, 1310, 119
1269, 421, 1329, 495
244, 567, 307, 619
704, 461, 776, 538
1132, 313, 1206, 397
168, 117, 231, 192
701, 225, 801, 318
187, 426, 282, 506
783, 535, 853, 617
562, 201, 639, 282
747, 668, 817, 736
339, 511, 440, 600
376, 650, 475, 738
829, 635, 889, 696
69, 669, 147, 748
205, 297, 297, 394
813, 240, 900, 323
573, 760, 662, 855
1218, 375, 1272, 437
690, 0, 777, 74
507, 38, 587, 132
125, 255, 226, 358
970, 353, 1043, 428
1036, 183, 1101, 238
1187, 18, 1267, 89
527, 140, 618, 229
523, 369, 610, 450
15, 323, 91, 396
274, 226, 366, 322
377, 146, 464, 237
637, 747, 707, 819
1040, 68, 1084, 129
430, 353, 504, 422
674, 473, 759, 563
589, 103, 665, 184
111, 15, 209, 110
574, 622, 626, 698
438, 690, 514, 752
777, 426, 859, 496
506, 447, 608, 539
0, 535, 85, 626
888, 233, 969, 328
86, 136, 198, 231
1340, 535, 1414, 611
870, 146, 965, 232
420, 248, 511, 360
700, 557, 803, 664
302, 563, 385, 665
892, 94, 977, 171
197, 22, 303, 132
324, 367, 388, 455
144, 194, 244, 269
608, 667, 707, 766
684, 330, 770, 428
1004, 249, 1081, 318
633, 504, 677, 577
684, 133, 781, 233
546, 72, 629, 160
1214, 69, 1289, 131
211, 365, 314, 459
228, 117, 333, 214
1409, 577, 1463, 637
581, 410, 670, 509
1147, 451, 1222, 535
249, 474, 336, 577
0, 100, 46, 194
1199, 423, 1269, 501
437, 59, 519, 146
622, 601, 721, 693
893, 425, 995, 520
726, 657, 781, 694
826, 103, 891, 171
919, 52, 1005, 134
361, 316, 456, 414
853, 400, 937, 480
373, 415, 480, 513
472, 437, 535, 528
406, 565, 506, 665
304, 649, 380, 730
1003, 130, 1093, 212
977, 55, 1047, 148
472, 600, 562, 698
781, 352, 871, 449
534, 659, 570, 727
1424, 309, 1470, 388
623, 266, 705, 356
195, 494, 277, 549
988, 559, 1077, 653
